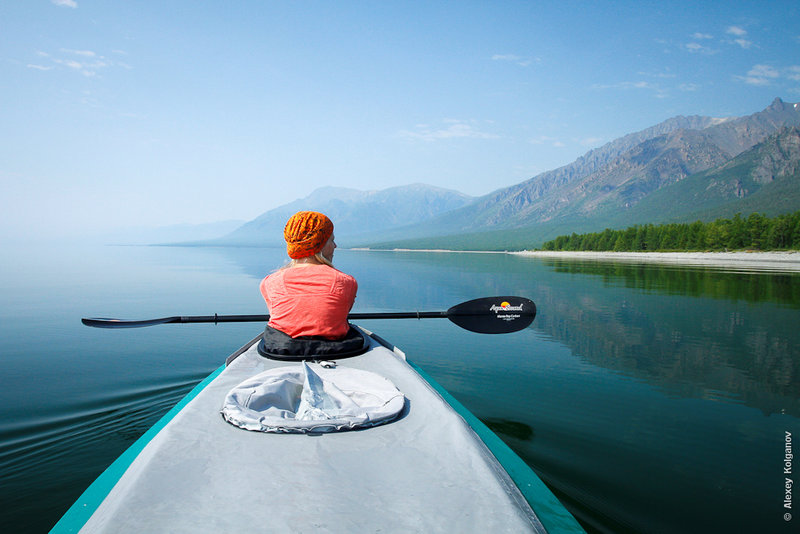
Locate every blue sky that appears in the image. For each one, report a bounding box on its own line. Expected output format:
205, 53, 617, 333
2, 1, 799, 240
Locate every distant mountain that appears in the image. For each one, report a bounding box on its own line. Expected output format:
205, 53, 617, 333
363, 114, 732, 243
616, 126, 800, 224
205, 183, 474, 247
364, 98, 800, 249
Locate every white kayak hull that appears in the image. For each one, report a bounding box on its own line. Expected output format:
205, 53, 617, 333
51, 329, 583, 533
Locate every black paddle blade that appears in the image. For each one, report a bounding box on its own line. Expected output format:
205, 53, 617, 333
82, 317, 181, 328
446, 296, 536, 334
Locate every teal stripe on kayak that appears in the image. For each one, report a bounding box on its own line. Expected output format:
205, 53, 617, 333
49, 364, 227, 534
407, 359, 585, 534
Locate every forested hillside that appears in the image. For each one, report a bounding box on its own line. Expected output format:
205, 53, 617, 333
540, 211, 800, 252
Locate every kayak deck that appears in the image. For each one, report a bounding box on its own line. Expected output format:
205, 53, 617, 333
52, 331, 583, 533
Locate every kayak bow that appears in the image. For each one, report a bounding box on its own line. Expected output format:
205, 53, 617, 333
54, 309, 584, 533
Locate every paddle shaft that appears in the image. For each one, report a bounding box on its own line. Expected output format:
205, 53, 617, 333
157, 312, 448, 325
82, 296, 535, 334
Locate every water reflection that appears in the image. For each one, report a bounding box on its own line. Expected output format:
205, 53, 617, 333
481, 418, 536, 441
526, 258, 800, 417
539, 258, 800, 308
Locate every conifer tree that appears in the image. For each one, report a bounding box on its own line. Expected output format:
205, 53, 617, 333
538, 210, 800, 252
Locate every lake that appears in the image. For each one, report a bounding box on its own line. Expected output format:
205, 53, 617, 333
1, 243, 798, 533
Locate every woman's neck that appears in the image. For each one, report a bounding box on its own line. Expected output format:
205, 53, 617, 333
292, 256, 323, 267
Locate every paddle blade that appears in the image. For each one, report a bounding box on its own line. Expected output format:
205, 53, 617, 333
82, 317, 181, 328
446, 296, 536, 334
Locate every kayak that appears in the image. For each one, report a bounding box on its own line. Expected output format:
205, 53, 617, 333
50, 327, 584, 533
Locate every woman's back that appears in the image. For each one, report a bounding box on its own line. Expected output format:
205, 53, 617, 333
261, 263, 357, 339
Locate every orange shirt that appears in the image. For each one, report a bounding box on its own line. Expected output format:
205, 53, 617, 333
260, 264, 357, 339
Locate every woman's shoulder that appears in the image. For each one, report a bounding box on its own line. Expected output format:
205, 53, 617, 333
279, 264, 353, 280
261, 268, 285, 292
263, 268, 286, 283
309, 264, 357, 290
337, 269, 357, 289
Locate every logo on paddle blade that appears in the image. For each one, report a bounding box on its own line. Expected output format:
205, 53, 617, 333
489, 301, 524, 322
490, 302, 524, 312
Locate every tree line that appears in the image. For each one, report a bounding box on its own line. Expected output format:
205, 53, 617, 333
540, 211, 800, 252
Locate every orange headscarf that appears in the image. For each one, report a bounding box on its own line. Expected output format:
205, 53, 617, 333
283, 211, 334, 259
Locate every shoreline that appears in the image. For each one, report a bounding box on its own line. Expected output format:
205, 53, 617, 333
350, 247, 800, 271
513, 250, 800, 271
349, 247, 505, 254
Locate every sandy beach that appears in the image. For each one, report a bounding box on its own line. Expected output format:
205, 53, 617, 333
354, 247, 800, 271
513, 250, 800, 271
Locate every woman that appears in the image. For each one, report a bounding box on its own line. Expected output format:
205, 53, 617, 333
259, 211, 360, 357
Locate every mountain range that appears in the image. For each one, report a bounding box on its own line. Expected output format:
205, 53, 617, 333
179, 97, 799, 250
362, 97, 800, 250
197, 184, 474, 247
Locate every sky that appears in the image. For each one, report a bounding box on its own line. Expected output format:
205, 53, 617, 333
2, 1, 800, 241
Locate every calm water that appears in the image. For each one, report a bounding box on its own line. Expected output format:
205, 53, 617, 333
1, 244, 798, 533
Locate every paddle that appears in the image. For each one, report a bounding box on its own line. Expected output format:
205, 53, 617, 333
81, 296, 536, 335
